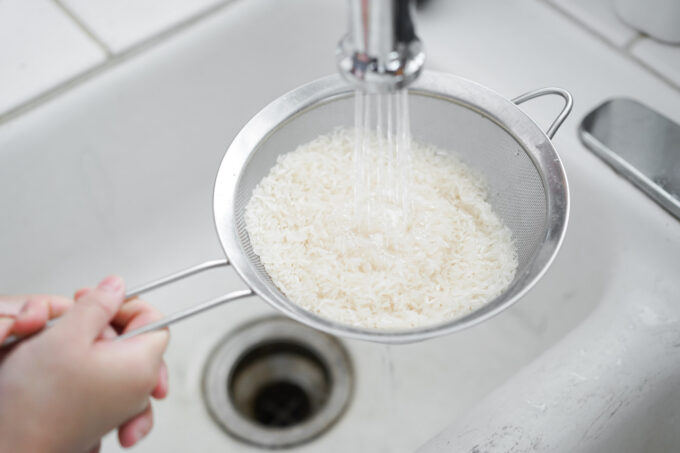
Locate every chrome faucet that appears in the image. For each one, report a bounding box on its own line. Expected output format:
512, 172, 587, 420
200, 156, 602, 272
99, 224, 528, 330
337, 0, 425, 93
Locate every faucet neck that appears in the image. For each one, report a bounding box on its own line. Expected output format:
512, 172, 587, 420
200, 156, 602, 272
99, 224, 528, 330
337, 0, 425, 93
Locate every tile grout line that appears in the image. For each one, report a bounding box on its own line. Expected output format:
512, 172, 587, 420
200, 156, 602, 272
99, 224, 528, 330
628, 55, 680, 93
52, 0, 113, 58
3, 0, 677, 128
541, 0, 680, 93
623, 33, 643, 52
112, 0, 237, 62
0, 0, 238, 127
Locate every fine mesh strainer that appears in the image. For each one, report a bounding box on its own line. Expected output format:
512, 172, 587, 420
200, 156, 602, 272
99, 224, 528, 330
1, 71, 572, 348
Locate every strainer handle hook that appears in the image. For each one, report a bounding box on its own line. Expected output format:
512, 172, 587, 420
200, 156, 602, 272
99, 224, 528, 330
512, 88, 573, 139
1, 259, 255, 348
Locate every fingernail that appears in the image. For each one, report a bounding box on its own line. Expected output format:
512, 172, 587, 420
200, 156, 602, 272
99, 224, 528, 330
159, 364, 168, 396
74, 288, 91, 300
18, 300, 37, 318
98, 276, 123, 294
133, 417, 152, 443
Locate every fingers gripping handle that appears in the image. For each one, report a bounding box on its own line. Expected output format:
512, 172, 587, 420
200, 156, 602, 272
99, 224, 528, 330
512, 87, 573, 139
116, 258, 254, 341
1, 259, 253, 348
116, 289, 253, 341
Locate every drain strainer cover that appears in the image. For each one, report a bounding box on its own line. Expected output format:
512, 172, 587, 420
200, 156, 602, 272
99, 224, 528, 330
203, 317, 353, 448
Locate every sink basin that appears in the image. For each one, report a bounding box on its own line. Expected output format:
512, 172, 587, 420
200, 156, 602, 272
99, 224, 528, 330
0, 0, 678, 451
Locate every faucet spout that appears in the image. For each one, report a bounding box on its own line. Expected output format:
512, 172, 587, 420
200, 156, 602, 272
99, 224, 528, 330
337, 0, 425, 93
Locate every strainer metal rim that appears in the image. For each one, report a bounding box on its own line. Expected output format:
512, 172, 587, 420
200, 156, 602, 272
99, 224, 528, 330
213, 71, 569, 343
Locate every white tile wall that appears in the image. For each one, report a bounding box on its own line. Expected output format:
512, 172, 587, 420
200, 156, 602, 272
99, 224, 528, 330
0, 0, 105, 115
549, 0, 638, 48
0, 0, 678, 121
60, 0, 228, 54
547, 0, 680, 89
631, 39, 680, 88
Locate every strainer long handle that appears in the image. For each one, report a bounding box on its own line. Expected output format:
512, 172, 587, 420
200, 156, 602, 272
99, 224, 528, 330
116, 289, 254, 341
126, 258, 230, 297
116, 258, 255, 341
512, 88, 573, 139
1, 259, 254, 348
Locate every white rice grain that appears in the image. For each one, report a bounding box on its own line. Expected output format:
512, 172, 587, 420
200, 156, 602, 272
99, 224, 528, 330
244, 128, 517, 330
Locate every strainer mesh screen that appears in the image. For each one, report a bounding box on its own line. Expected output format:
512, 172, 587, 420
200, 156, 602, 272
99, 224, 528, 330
232, 92, 547, 310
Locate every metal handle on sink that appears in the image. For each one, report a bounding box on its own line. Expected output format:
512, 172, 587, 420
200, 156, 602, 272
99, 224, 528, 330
512, 87, 574, 139
1, 259, 254, 348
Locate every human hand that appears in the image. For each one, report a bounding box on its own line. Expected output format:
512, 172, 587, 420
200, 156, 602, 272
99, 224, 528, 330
0, 276, 170, 453
0, 293, 74, 356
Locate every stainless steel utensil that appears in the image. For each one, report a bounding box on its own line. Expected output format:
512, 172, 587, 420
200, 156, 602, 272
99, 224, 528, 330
580, 98, 680, 220
2, 71, 572, 348
337, 0, 425, 92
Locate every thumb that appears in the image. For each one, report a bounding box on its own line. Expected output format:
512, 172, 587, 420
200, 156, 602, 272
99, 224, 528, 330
56, 276, 126, 341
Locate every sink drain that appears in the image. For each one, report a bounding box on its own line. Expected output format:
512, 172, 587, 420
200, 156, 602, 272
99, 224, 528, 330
203, 317, 353, 448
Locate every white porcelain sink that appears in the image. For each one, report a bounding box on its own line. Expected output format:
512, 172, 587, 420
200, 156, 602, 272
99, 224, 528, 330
1, 0, 679, 452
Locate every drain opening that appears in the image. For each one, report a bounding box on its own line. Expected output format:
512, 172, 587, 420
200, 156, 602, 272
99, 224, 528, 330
253, 380, 310, 427
203, 317, 352, 448
229, 342, 331, 429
